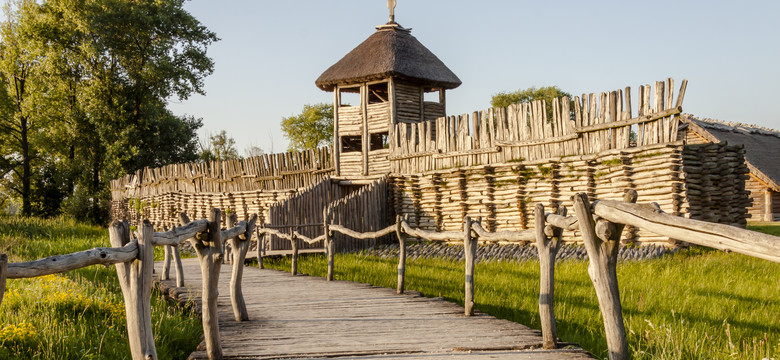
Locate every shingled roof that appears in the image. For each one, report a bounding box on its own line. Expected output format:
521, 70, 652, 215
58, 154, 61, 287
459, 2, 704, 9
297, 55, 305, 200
315, 24, 461, 92
682, 115, 780, 191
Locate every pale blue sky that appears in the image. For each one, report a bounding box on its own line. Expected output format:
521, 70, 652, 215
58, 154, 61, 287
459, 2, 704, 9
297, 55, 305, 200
169, 0, 780, 153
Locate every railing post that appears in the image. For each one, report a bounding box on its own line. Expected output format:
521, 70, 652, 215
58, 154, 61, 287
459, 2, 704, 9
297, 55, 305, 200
172, 244, 185, 287
573, 190, 636, 360
396, 215, 406, 294
161, 225, 172, 281
535, 204, 564, 349
324, 206, 334, 281
0, 253, 7, 308
109, 220, 157, 360
257, 227, 265, 269
290, 232, 298, 276
228, 214, 257, 322
180, 210, 223, 360
463, 216, 476, 316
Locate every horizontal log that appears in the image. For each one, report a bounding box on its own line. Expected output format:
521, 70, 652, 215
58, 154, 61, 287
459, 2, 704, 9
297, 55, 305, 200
433, 147, 501, 159
292, 231, 326, 245
329, 224, 397, 240
400, 220, 462, 241
257, 228, 294, 241
592, 200, 780, 263
7, 241, 139, 279
496, 133, 579, 147
546, 213, 579, 231
153, 219, 209, 246
471, 222, 534, 242
577, 106, 682, 133
222, 222, 248, 241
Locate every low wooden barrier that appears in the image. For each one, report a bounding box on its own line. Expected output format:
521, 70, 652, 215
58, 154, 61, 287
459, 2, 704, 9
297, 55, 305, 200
0, 209, 257, 360
262, 189, 780, 360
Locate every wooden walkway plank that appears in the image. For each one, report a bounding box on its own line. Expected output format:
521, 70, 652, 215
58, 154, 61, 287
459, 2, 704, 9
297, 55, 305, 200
155, 259, 591, 359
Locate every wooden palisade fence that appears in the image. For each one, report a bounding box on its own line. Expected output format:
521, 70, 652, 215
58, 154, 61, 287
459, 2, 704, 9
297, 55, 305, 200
259, 182, 780, 360
0, 209, 256, 360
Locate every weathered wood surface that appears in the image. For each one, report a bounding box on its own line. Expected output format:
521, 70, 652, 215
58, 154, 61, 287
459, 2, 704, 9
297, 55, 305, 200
156, 259, 592, 360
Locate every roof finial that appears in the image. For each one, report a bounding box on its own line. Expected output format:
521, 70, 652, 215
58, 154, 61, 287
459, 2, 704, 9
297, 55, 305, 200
388, 0, 396, 23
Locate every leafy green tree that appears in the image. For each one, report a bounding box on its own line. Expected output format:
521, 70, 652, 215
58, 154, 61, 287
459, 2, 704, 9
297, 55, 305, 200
199, 130, 239, 162
281, 103, 334, 151
491, 86, 573, 121
0, 0, 45, 216
0, 0, 217, 223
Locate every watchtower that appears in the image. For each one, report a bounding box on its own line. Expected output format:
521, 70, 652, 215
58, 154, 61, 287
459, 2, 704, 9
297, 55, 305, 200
315, 1, 461, 177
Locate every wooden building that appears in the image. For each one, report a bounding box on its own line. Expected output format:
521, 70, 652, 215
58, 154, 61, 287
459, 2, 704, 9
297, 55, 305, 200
315, 14, 461, 177
681, 116, 779, 222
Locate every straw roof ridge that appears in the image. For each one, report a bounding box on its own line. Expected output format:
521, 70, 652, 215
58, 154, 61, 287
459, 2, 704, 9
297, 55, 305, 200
681, 114, 780, 191
681, 113, 780, 138
316, 26, 461, 91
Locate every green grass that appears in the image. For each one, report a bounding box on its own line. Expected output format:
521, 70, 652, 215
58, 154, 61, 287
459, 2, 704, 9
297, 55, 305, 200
0, 216, 202, 360
264, 238, 780, 360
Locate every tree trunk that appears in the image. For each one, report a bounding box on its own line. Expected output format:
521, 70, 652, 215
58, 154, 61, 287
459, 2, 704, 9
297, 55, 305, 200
20, 115, 31, 216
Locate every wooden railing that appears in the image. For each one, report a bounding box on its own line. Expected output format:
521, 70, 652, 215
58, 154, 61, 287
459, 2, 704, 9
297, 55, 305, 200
0, 209, 257, 360
261, 189, 780, 360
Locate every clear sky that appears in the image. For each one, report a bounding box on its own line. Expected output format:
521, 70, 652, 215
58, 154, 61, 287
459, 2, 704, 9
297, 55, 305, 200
170, 0, 780, 154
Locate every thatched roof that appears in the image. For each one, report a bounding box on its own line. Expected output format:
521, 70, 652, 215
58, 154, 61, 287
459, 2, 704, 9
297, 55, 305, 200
316, 24, 461, 92
681, 115, 780, 191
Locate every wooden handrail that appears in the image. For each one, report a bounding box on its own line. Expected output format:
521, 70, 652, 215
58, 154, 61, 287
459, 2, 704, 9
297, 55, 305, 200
7, 241, 139, 279
592, 200, 780, 263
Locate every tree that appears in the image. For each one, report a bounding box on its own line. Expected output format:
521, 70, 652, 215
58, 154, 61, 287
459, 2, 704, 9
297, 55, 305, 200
0, 0, 217, 223
243, 144, 265, 158
280, 103, 334, 151
0, 0, 44, 216
199, 130, 239, 162
491, 86, 573, 121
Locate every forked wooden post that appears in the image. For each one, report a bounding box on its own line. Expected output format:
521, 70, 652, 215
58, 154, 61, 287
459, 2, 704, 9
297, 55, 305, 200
180, 210, 223, 360
290, 233, 299, 276
535, 203, 564, 349
573, 190, 636, 360
228, 214, 257, 322
396, 215, 406, 294
0, 253, 7, 308
463, 216, 476, 316
324, 207, 335, 281
109, 220, 157, 360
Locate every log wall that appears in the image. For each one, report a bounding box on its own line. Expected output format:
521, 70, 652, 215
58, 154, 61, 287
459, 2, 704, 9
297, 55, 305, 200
265, 178, 346, 251
395, 82, 422, 123
390, 141, 749, 245
328, 178, 394, 252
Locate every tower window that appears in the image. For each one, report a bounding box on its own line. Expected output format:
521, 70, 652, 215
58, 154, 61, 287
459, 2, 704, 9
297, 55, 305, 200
424, 88, 442, 103
341, 136, 362, 153
339, 87, 360, 107
370, 132, 389, 150
368, 82, 389, 104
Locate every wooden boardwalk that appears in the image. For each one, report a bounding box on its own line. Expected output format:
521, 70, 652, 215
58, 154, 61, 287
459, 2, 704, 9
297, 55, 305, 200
155, 259, 592, 360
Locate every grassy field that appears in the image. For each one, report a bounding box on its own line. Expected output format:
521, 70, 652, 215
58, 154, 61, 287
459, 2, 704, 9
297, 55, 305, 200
264, 224, 780, 360
0, 216, 202, 360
